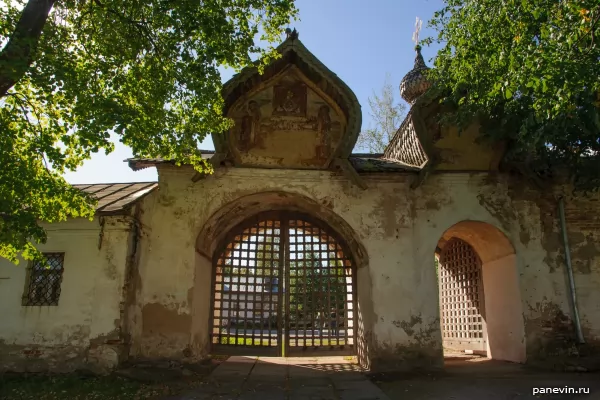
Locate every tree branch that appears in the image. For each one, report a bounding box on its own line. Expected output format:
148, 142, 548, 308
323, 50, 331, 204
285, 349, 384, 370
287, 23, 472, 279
0, 0, 56, 98
91, 2, 161, 60
8, 93, 53, 175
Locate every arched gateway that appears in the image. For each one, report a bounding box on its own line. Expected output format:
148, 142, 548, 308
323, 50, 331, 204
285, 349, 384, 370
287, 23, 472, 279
435, 221, 526, 363
210, 211, 357, 357
204, 29, 363, 358
438, 238, 487, 353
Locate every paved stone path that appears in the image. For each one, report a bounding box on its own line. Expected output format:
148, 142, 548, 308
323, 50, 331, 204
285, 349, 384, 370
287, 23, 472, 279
376, 357, 600, 400
167, 356, 389, 400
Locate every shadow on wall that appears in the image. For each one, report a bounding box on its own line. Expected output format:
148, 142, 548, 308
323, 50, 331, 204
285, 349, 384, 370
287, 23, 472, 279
435, 220, 526, 364
356, 301, 370, 370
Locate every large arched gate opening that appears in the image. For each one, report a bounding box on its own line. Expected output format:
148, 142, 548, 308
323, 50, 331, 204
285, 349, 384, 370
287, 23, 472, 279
210, 211, 356, 357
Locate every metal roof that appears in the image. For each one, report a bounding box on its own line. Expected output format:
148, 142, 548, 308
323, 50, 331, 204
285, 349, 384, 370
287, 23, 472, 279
126, 152, 419, 173
127, 151, 215, 171
71, 182, 158, 213
348, 155, 421, 172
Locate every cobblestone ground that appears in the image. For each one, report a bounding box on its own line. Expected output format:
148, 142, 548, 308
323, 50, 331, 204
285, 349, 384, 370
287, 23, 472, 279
164, 356, 389, 400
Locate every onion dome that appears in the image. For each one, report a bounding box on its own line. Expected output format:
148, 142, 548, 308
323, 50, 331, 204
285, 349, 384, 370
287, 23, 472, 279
400, 45, 431, 105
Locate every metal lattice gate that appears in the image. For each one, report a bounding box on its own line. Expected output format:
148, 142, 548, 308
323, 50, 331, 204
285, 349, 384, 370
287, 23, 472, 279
438, 238, 487, 352
211, 211, 356, 356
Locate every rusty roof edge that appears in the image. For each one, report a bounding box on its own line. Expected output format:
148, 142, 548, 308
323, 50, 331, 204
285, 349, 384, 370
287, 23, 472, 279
348, 157, 421, 173
127, 153, 386, 164
376, 157, 423, 172
126, 150, 216, 171
72, 181, 158, 186
126, 154, 421, 173
127, 158, 173, 171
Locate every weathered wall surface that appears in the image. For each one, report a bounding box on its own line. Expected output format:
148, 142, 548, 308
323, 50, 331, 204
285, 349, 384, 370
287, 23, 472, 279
0, 216, 133, 373
2, 167, 597, 373
133, 166, 437, 369
434, 122, 500, 171
131, 165, 600, 371
481, 254, 526, 363
507, 181, 600, 366
421, 174, 600, 367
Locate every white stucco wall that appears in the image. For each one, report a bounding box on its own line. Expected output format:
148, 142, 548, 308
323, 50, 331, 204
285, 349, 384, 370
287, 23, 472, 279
3, 165, 597, 373
0, 216, 132, 372
130, 165, 600, 371
481, 254, 526, 362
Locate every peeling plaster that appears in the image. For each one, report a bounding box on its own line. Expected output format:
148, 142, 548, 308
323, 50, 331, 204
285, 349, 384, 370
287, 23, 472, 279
3, 168, 600, 373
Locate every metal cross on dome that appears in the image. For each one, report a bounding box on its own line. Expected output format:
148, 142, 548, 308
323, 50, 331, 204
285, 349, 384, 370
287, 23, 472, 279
412, 17, 423, 45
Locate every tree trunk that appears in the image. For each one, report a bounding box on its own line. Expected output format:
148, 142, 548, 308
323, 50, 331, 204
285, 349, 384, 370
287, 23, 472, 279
0, 0, 56, 98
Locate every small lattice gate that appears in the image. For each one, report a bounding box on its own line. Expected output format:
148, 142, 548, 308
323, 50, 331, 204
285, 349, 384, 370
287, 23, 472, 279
210, 211, 356, 356
438, 238, 487, 353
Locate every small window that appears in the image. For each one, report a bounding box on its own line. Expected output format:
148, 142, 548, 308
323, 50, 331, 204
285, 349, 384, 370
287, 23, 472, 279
23, 253, 65, 306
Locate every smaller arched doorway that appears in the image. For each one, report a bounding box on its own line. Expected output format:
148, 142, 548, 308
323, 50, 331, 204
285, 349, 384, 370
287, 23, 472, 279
438, 238, 487, 353
210, 211, 357, 357
435, 221, 526, 363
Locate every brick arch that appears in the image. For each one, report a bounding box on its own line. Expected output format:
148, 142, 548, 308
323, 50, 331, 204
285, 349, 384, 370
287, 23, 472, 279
436, 220, 515, 263
195, 191, 368, 270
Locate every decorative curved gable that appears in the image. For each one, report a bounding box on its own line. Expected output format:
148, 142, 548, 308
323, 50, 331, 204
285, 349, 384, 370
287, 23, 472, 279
213, 31, 362, 169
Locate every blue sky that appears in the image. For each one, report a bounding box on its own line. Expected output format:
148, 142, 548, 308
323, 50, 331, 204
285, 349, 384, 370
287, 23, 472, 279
63, 0, 444, 184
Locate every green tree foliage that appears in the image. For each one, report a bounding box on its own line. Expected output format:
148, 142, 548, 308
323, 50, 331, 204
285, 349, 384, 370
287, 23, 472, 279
0, 0, 297, 263
426, 0, 600, 189
219, 227, 347, 332
356, 74, 406, 153
289, 250, 346, 328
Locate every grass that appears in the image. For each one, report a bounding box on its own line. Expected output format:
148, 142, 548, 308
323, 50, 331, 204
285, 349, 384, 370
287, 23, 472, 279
221, 337, 273, 346
0, 359, 222, 400
0, 374, 163, 400
220, 337, 347, 346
